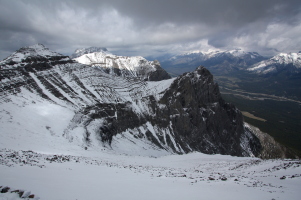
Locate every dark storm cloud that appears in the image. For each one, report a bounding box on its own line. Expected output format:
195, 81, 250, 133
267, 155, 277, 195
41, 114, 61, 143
0, 0, 301, 59
69, 0, 300, 26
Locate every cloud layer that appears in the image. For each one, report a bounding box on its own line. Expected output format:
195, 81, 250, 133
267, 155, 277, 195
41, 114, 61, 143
0, 0, 301, 59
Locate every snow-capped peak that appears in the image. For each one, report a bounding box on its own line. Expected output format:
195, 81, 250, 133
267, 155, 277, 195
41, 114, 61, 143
1, 44, 63, 62
28, 43, 48, 51
227, 48, 245, 56
272, 52, 301, 65
207, 48, 251, 58
73, 48, 170, 81
173, 48, 258, 59
18, 43, 63, 58
71, 47, 109, 58
169, 48, 264, 64
0, 44, 70, 69
248, 52, 301, 74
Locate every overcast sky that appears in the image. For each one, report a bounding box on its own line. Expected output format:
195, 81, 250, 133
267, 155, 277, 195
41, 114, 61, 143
1, 0, 301, 59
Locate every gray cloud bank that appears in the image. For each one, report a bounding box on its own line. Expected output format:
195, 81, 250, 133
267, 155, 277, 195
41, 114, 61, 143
0, 0, 301, 59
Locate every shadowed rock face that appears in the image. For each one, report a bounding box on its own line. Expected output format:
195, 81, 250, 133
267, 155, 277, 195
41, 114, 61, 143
156, 66, 261, 156
146, 61, 171, 81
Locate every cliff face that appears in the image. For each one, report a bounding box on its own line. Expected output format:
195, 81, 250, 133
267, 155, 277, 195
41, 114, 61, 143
155, 67, 261, 156
0, 44, 263, 157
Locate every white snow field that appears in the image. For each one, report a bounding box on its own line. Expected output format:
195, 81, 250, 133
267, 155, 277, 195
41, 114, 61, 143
0, 148, 300, 200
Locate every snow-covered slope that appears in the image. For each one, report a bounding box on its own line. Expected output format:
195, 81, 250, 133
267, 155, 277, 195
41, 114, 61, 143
248, 52, 301, 74
0, 64, 173, 156
73, 47, 171, 81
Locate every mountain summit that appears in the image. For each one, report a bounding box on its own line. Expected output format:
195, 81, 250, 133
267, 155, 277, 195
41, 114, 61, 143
71, 47, 109, 58
0, 44, 70, 70
72, 47, 171, 81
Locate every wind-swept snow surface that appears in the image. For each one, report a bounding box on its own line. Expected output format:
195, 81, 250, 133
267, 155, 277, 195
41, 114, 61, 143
0, 149, 300, 200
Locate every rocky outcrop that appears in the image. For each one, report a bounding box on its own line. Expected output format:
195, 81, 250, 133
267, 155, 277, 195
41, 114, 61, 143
0, 185, 38, 199
155, 66, 261, 156
146, 60, 171, 81
244, 123, 299, 159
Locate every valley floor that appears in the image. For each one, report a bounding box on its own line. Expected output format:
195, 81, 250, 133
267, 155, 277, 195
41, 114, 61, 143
0, 148, 300, 200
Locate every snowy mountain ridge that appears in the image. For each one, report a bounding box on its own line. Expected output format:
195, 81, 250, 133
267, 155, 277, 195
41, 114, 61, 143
73, 48, 171, 81
248, 52, 301, 74
170, 48, 263, 61
71, 46, 109, 58
160, 48, 266, 76
168, 49, 301, 75
0, 44, 70, 70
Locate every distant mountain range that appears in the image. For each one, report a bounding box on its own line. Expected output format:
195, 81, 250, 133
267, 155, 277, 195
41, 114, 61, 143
158, 49, 301, 77
156, 49, 301, 101
248, 52, 301, 75
157, 49, 266, 76
167, 49, 265, 67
